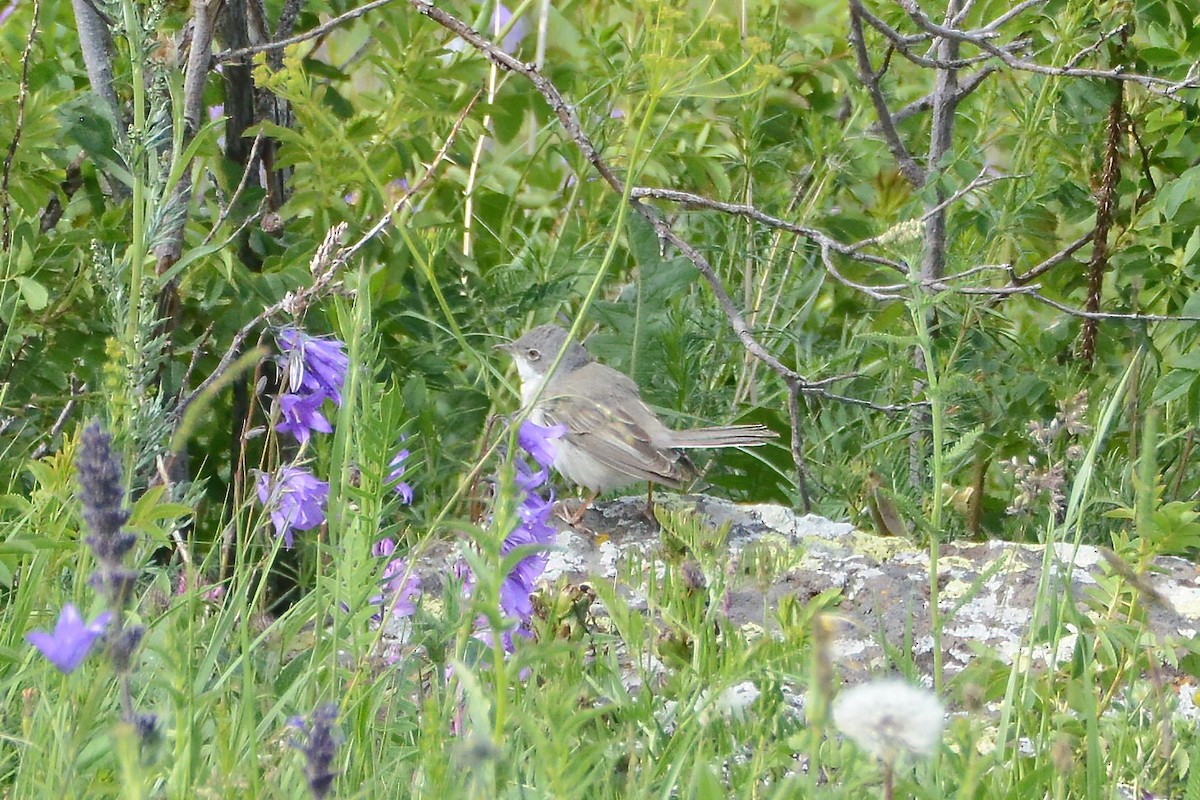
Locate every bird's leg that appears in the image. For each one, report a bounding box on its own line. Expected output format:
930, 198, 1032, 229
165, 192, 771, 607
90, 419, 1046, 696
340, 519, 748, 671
643, 481, 656, 522
564, 490, 599, 526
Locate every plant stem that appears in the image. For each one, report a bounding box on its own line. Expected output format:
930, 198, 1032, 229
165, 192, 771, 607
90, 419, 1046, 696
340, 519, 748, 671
120, 0, 148, 445
909, 294, 944, 691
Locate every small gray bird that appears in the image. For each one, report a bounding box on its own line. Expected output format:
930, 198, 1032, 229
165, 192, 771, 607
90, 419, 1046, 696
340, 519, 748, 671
498, 324, 776, 517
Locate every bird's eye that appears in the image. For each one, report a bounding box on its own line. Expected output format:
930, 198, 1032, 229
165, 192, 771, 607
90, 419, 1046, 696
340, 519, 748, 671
527, 347, 541, 361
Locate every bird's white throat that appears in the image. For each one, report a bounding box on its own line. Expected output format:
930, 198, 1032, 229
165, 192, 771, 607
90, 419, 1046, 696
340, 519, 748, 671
513, 358, 547, 408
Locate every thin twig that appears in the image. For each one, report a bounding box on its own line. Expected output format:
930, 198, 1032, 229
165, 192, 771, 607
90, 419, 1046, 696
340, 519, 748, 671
215, 0, 397, 62
849, 170, 1012, 252
629, 186, 907, 272
336, 88, 482, 267
852, 0, 1005, 70
30, 377, 84, 460
786, 385, 812, 512
1, 0, 40, 250
870, 65, 995, 130
896, 0, 1200, 97
1023, 291, 1200, 322
936, 262, 1011, 282
1064, 23, 1130, 69
202, 133, 265, 246
980, 0, 1045, 32
849, 3, 925, 187
1009, 231, 1094, 285
39, 154, 85, 233
179, 323, 216, 394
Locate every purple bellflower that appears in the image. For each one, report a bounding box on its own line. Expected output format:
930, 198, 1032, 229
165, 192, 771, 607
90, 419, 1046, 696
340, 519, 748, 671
517, 420, 565, 474
388, 446, 414, 504
371, 538, 421, 619
256, 466, 330, 548
274, 328, 348, 443
277, 328, 349, 406
27, 604, 112, 674
277, 393, 333, 445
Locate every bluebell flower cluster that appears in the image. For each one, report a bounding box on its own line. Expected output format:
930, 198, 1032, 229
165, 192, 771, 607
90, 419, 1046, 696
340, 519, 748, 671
258, 328, 414, 550
371, 538, 421, 619
464, 419, 563, 651
258, 326, 417, 618
275, 328, 348, 445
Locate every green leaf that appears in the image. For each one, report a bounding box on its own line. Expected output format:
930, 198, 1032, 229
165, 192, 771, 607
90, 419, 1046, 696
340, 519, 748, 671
1157, 165, 1200, 219
15, 276, 48, 311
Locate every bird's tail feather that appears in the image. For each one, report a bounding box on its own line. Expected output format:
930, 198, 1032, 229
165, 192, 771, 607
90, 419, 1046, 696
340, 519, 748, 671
669, 424, 776, 449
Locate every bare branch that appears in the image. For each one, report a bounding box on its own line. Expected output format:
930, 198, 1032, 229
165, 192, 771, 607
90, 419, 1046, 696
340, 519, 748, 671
896, 0, 1200, 97
849, 3, 926, 187
629, 186, 908, 273
1064, 22, 1130, 68
817, 242, 907, 299
871, 64, 995, 129
849, 170, 1012, 253
851, 0, 1002, 69
202, 133, 265, 246
937, 262, 1012, 282
1009, 231, 1094, 285
70, 0, 120, 125
214, 0, 396, 62
786, 385, 812, 512
335, 88, 481, 267
920, 0, 962, 284
39, 154, 85, 233
30, 376, 85, 460
274, 0, 305, 40
980, 0, 1045, 32
1023, 291, 1200, 323
153, 0, 219, 272
2, 0, 39, 250
182, 0, 218, 135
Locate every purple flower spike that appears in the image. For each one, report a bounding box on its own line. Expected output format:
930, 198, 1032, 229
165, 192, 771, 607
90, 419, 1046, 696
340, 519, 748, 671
27, 604, 112, 674
277, 328, 349, 407
256, 466, 330, 548
290, 703, 340, 799
277, 393, 333, 445
486, 421, 564, 648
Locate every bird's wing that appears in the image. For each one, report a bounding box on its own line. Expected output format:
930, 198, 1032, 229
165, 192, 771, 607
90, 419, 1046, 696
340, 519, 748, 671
541, 364, 690, 487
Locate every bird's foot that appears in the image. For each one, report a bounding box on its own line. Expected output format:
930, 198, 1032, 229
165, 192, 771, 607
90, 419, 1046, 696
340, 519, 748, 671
558, 491, 599, 527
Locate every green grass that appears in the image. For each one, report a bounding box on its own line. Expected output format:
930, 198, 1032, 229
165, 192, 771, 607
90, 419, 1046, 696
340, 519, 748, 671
4, 0, 1200, 795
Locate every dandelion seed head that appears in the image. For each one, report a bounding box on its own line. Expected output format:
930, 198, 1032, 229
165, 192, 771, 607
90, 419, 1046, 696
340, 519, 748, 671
832, 677, 945, 762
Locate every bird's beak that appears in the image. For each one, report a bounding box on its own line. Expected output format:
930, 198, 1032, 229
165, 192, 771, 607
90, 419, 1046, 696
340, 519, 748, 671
494, 340, 513, 353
